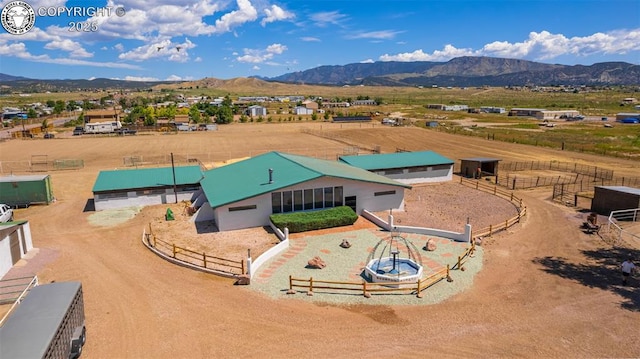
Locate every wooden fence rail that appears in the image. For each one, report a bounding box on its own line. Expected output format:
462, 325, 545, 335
288, 241, 476, 298
146, 224, 245, 276
459, 177, 527, 238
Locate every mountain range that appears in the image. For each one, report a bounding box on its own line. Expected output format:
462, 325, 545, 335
266, 56, 640, 87
1, 56, 639, 93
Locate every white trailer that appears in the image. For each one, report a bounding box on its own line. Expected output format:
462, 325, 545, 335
84, 121, 122, 134
0, 281, 86, 359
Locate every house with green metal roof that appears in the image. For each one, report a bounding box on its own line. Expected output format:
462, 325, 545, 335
195, 152, 410, 231
339, 151, 454, 184
92, 165, 203, 211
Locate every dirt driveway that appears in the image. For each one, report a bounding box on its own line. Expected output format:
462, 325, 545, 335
1, 124, 638, 358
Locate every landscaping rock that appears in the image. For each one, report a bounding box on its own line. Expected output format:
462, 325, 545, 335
425, 238, 437, 251
474, 237, 483, 246
235, 274, 250, 285
307, 256, 326, 269
339, 239, 351, 248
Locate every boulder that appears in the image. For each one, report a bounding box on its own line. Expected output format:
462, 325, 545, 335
339, 239, 351, 248
235, 274, 250, 285
424, 238, 437, 251
307, 256, 326, 269
474, 237, 483, 246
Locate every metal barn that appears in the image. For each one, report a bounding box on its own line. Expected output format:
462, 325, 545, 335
591, 186, 640, 215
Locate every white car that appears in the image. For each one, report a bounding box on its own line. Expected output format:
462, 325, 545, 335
0, 204, 13, 223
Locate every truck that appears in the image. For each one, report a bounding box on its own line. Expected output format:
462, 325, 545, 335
84, 121, 122, 134
0, 281, 87, 359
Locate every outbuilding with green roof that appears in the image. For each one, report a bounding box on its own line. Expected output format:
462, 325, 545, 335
92, 165, 203, 211
195, 152, 410, 231
339, 151, 454, 184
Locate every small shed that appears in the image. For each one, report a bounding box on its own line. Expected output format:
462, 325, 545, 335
460, 158, 501, 178
591, 186, 640, 215
0, 175, 54, 207
92, 166, 203, 211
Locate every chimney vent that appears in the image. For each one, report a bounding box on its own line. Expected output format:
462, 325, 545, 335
268, 168, 273, 184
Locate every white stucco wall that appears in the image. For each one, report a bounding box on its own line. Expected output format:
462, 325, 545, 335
94, 189, 198, 211
373, 164, 453, 184
0, 222, 34, 279
202, 177, 406, 231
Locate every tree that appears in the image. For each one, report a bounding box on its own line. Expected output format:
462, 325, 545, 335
53, 101, 65, 114
239, 114, 248, 123
46, 100, 55, 108
188, 106, 202, 123
311, 113, 318, 121
323, 112, 330, 121
27, 108, 38, 118
216, 105, 233, 124
41, 119, 49, 130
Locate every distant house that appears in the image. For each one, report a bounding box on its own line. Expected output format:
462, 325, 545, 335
247, 105, 267, 117
302, 100, 319, 110
339, 151, 454, 184
480, 106, 506, 114
194, 152, 410, 231
615, 113, 640, 122
84, 109, 121, 123
332, 116, 372, 122
92, 166, 203, 211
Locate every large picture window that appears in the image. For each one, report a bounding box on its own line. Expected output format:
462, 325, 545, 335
271, 186, 345, 213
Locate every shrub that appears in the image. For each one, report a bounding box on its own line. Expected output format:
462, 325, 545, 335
269, 206, 358, 233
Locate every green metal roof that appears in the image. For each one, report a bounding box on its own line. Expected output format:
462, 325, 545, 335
200, 152, 410, 208
92, 165, 203, 192
339, 151, 454, 171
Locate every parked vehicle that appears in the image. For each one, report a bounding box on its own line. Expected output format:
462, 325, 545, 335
73, 126, 84, 136
44, 132, 55, 139
0, 204, 13, 223
84, 121, 122, 134
0, 282, 86, 359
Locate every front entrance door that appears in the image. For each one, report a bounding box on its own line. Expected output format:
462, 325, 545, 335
345, 196, 357, 212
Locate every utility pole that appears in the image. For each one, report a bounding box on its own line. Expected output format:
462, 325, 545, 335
171, 152, 178, 203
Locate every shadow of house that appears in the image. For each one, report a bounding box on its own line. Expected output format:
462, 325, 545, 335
533, 246, 640, 311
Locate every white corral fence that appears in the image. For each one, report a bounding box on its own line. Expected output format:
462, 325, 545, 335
607, 208, 640, 245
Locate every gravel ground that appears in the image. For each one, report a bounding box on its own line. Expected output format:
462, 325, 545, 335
248, 229, 483, 306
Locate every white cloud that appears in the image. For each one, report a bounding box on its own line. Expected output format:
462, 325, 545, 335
236, 43, 287, 64
0, 41, 140, 68
310, 11, 347, 27
213, 0, 257, 33
124, 76, 160, 81
252, 65, 260, 70
261, 4, 294, 26
114, 43, 124, 52
380, 29, 640, 62
346, 30, 403, 40
118, 39, 196, 62
194, 56, 203, 62
300, 36, 320, 42
360, 59, 374, 63
44, 39, 93, 58
165, 75, 183, 81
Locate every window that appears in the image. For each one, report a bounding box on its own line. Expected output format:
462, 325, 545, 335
294, 190, 303, 211
334, 186, 343, 206
374, 190, 396, 196
384, 169, 404, 175
324, 187, 333, 208
229, 205, 257, 212
314, 188, 323, 209
303, 189, 313, 210
283, 191, 293, 212
408, 166, 427, 173
271, 192, 281, 213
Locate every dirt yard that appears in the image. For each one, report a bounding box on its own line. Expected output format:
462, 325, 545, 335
1, 123, 639, 358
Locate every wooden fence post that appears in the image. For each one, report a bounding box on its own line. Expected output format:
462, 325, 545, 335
172, 244, 176, 258
505, 219, 508, 230
489, 224, 493, 237
203, 252, 207, 268
309, 277, 314, 295
458, 256, 465, 271
289, 275, 293, 290
416, 280, 422, 298
446, 265, 453, 282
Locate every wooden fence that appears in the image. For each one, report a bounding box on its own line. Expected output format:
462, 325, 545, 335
458, 177, 527, 238
288, 242, 476, 298
145, 224, 245, 276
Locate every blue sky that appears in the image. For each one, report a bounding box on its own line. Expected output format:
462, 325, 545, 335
0, 0, 638, 81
